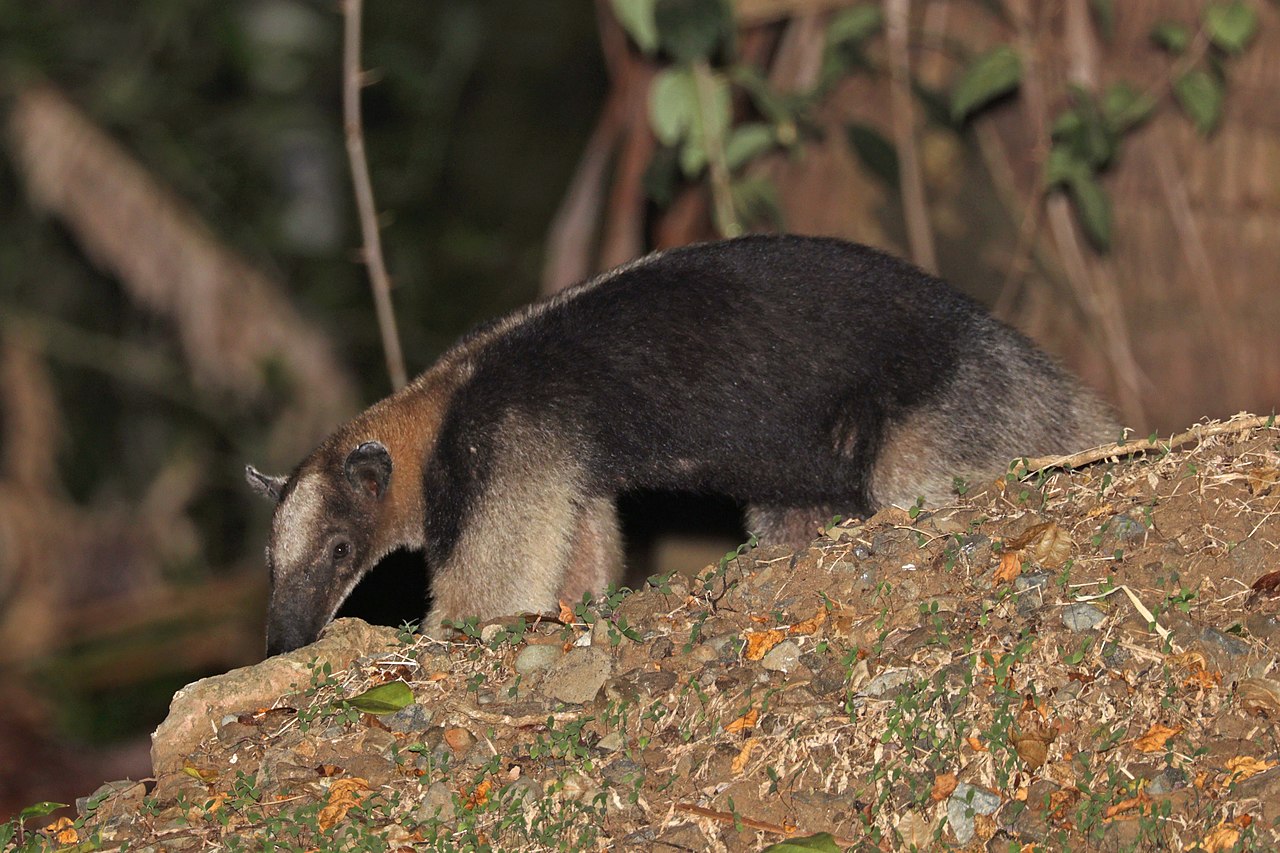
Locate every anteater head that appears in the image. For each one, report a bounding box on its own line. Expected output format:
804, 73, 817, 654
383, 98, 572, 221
246, 440, 395, 656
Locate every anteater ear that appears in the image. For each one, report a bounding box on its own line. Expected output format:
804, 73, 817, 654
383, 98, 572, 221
245, 465, 287, 502
344, 441, 392, 500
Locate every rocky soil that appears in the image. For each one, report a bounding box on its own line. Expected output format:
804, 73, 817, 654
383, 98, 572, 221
9, 414, 1280, 851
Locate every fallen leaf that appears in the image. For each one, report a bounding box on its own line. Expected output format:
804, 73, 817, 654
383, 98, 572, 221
42, 817, 78, 845
316, 764, 342, 777
743, 629, 785, 661
558, 600, 576, 624
930, 773, 958, 801
731, 737, 760, 774
1250, 570, 1280, 598
725, 708, 758, 733
995, 551, 1023, 584
1133, 723, 1182, 753
1183, 668, 1221, 691
966, 736, 987, 752
181, 762, 218, 783
347, 680, 413, 714
789, 609, 827, 635
1225, 755, 1275, 783
1199, 822, 1241, 852
1169, 650, 1207, 671
1247, 466, 1280, 495
425, 672, 450, 683
464, 778, 492, 809
317, 778, 370, 831
1103, 790, 1151, 820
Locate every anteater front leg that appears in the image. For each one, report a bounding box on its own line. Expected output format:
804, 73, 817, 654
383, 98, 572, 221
423, 422, 607, 632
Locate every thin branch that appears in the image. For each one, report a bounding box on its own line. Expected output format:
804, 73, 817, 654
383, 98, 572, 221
886, 0, 937, 273
342, 0, 408, 391
1022, 413, 1277, 473
692, 60, 742, 238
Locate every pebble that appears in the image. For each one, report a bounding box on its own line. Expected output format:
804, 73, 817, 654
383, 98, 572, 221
542, 645, 612, 704
946, 782, 1001, 844
858, 668, 917, 699
515, 643, 564, 675
1061, 603, 1106, 631
761, 639, 802, 673
384, 701, 433, 734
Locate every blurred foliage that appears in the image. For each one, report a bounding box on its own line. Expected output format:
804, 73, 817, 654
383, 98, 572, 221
0, 0, 604, 742
0, 0, 604, 549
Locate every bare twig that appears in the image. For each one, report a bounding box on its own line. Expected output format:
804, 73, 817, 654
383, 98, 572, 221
1006, 0, 1147, 428
342, 0, 408, 390
886, 0, 937, 273
1023, 413, 1277, 473
692, 60, 742, 238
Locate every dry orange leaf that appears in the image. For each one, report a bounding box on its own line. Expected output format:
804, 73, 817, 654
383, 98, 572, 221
731, 737, 760, 774
995, 551, 1023, 584
318, 778, 370, 830
789, 609, 827, 635
557, 600, 576, 624
1183, 668, 1222, 690
444, 727, 476, 754
1225, 755, 1275, 782
42, 817, 78, 845
1103, 791, 1151, 821
966, 736, 988, 752
1200, 822, 1242, 852
743, 629, 785, 661
930, 773, 958, 801
464, 778, 492, 809
724, 708, 758, 733
1247, 466, 1280, 495
1133, 723, 1182, 753
425, 671, 449, 683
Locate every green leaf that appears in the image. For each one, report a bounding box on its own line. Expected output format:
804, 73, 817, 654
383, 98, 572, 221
826, 5, 883, 47
951, 46, 1023, 122
609, 0, 659, 53
1174, 69, 1224, 135
654, 0, 730, 63
649, 67, 697, 146
1102, 82, 1155, 133
724, 123, 775, 170
845, 122, 899, 188
730, 176, 783, 229
1204, 1, 1257, 53
677, 69, 731, 177
347, 680, 413, 714
19, 802, 69, 820
1044, 144, 1086, 187
761, 832, 844, 852
1067, 172, 1112, 251
1150, 21, 1190, 54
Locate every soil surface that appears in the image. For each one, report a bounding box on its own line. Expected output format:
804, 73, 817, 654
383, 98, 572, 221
15, 415, 1280, 851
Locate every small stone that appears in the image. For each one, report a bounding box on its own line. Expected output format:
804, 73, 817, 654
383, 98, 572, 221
761, 639, 802, 673
649, 636, 674, 660
597, 731, 624, 752
811, 663, 849, 697
543, 645, 612, 704
413, 781, 456, 822
384, 701, 432, 734
1147, 766, 1188, 796
515, 643, 564, 675
859, 668, 917, 699
1107, 513, 1146, 542
1201, 627, 1250, 659
946, 782, 1001, 845
444, 726, 477, 754
1061, 603, 1106, 632
77, 780, 145, 817
636, 670, 676, 695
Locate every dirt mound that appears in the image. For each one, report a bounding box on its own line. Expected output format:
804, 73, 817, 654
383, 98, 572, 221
19, 415, 1280, 851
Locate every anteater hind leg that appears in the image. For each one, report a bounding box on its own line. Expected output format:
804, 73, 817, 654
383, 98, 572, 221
424, 432, 583, 633
559, 496, 623, 607
746, 504, 843, 550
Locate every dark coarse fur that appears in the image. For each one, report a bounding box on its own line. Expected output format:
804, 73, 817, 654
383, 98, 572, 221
249, 234, 1116, 655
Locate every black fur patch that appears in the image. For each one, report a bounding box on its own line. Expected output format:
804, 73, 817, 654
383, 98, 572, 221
421, 235, 1016, 566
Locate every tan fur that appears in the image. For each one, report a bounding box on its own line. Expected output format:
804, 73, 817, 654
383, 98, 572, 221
559, 497, 623, 605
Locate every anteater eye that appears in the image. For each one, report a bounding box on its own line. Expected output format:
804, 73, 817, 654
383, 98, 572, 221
332, 542, 351, 561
